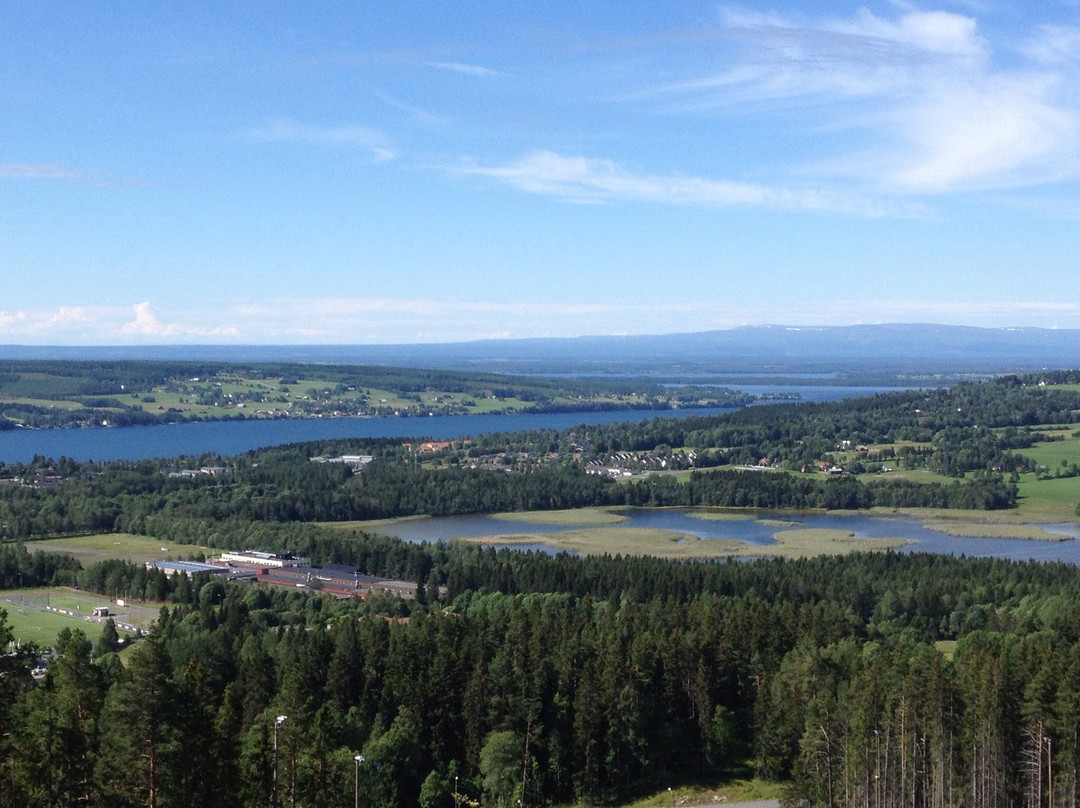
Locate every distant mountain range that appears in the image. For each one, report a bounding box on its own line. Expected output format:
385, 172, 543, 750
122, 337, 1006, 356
2, 324, 1079, 379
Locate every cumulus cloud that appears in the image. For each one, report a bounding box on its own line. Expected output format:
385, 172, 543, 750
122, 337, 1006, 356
248, 119, 394, 161
5, 297, 1080, 344
118, 302, 239, 339
119, 302, 183, 337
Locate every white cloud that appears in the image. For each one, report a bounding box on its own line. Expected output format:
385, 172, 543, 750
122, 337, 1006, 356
0, 162, 79, 180
884, 74, 1078, 192
248, 119, 395, 161
118, 302, 239, 339
426, 61, 500, 78
1022, 25, 1080, 67
456, 151, 920, 216
831, 9, 988, 59
119, 302, 183, 337
4, 297, 1080, 344
660, 7, 1080, 195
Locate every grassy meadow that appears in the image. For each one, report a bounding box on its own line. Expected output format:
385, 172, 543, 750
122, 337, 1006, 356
29, 533, 214, 566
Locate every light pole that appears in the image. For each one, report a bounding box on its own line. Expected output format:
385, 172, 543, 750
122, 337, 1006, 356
273, 715, 287, 807
354, 754, 365, 808
454, 775, 459, 808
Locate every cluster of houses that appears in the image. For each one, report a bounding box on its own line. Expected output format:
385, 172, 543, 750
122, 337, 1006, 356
585, 450, 700, 478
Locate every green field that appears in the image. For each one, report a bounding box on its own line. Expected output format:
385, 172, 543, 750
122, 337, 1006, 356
29, 533, 215, 566
1, 587, 161, 642
1011, 432, 1080, 520
1, 601, 112, 647
1015, 475, 1080, 521
0, 587, 152, 646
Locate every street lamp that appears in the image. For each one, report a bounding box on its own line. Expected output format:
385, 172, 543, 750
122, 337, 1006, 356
354, 754, 365, 808
273, 715, 287, 807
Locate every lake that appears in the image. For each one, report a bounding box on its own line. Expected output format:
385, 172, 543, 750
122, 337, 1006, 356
377, 509, 1080, 564
0, 384, 905, 463
0, 406, 745, 463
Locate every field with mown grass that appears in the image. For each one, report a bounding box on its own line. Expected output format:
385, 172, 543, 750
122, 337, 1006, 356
28, 533, 215, 566
0, 587, 154, 646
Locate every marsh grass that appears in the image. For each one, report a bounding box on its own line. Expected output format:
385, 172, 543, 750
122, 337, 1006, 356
462, 525, 908, 559
921, 520, 1072, 540
490, 507, 629, 525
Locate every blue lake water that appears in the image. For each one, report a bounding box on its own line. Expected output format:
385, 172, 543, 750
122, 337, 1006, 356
0, 406, 745, 463
0, 384, 909, 463
378, 509, 1080, 564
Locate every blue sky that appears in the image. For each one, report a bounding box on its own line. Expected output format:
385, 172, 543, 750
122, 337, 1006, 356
3, 1, 1079, 344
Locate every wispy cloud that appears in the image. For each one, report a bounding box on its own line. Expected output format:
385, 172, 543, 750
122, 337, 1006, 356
0, 162, 80, 180
653, 7, 1080, 194
1022, 25, 1080, 66
426, 61, 501, 78
247, 119, 395, 161
374, 92, 450, 126
456, 150, 921, 216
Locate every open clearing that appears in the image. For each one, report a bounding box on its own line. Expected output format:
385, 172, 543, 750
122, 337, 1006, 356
28, 533, 215, 566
